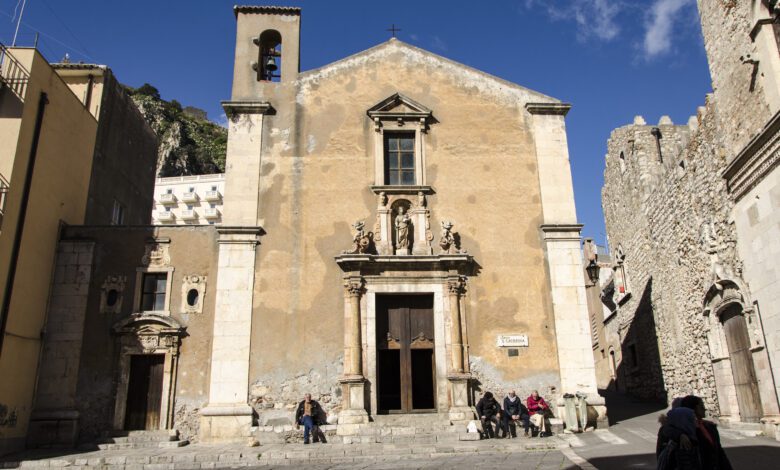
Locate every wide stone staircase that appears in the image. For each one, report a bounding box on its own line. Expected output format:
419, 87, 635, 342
93, 429, 189, 451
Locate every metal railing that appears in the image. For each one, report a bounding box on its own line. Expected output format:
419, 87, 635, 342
0, 42, 30, 102
0, 174, 9, 230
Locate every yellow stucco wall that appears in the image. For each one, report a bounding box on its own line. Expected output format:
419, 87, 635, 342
0, 48, 98, 453
244, 42, 560, 409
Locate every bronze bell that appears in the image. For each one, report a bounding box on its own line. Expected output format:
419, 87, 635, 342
265, 55, 278, 72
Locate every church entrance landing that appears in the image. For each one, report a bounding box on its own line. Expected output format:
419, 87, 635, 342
376, 294, 435, 413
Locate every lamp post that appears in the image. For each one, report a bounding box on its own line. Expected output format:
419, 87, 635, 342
586, 260, 601, 285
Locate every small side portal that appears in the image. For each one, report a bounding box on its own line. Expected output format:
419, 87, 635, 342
124, 354, 165, 430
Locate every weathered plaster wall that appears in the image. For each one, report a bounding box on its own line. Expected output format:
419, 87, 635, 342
53, 226, 218, 443
243, 41, 561, 421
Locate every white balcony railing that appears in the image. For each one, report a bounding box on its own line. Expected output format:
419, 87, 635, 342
204, 190, 222, 202
203, 207, 221, 219
159, 193, 177, 205
157, 211, 175, 222
180, 209, 198, 220
181, 192, 199, 203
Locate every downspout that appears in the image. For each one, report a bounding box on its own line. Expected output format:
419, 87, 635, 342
84, 74, 94, 111
0, 91, 48, 355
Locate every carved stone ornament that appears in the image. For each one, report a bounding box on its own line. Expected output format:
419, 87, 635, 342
394, 206, 412, 251
141, 242, 171, 267
113, 313, 185, 356
344, 279, 364, 297
100, 275, 127, 314
447, 276, 467, 295
181, 275, 207, 314
439, 220, 465, 254
344, 220, 375, 254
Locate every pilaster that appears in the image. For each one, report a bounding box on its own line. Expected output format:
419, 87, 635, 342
199, 226, 263, 442
338, 277, 369, 434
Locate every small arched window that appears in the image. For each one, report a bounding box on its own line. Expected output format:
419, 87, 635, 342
619, 151, 626, 173
256, 29, 282, 82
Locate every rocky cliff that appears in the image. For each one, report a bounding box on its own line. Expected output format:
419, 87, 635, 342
125, 84, 227, 177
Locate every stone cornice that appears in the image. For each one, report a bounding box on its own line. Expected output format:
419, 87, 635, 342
540, 224, 583, 241
525, 103, 572, 116
216, 226, 266, 245
334, 253, 474, 275
723, 109, 780, 201
369, 185, 435, 195
221, 100, 274, 116
233, 5, 300, 17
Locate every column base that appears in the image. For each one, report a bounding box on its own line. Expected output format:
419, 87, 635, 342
448, 374, 473, 421
199, 404, 253, 443
338, 376, 369, 434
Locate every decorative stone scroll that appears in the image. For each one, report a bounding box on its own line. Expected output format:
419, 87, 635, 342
141, 239, 171, 267
439, 220, 466, 254
344, 221, 375, 255
100, 275, 127, 314
181, 275, 207, 314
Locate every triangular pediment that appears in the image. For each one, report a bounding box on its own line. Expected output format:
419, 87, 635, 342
367, 93, 432, 116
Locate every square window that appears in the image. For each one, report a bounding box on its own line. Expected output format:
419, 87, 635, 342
189, 187, 195, 192
167, 189, 173, 194
211, 185, 217, 191
384, 133, 415, 186
187, 205, 193, 210
210, 203, 216, 208
111, 199, 125, 225
141, 273, 167, 312
165, 207, 171, 212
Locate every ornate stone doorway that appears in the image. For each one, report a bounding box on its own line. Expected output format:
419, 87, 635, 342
721, 304, 763, 423
376, 294, 436, 413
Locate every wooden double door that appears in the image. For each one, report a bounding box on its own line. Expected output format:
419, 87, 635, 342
376, 295, 436, 413
722, 306, 762, 423
124, 354, 165, 430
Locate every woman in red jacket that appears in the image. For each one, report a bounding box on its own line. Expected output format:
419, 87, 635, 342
527, 390, 551, 437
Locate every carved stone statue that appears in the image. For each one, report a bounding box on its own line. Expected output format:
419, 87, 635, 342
700, 220, 731, 289
378, 191, 387, 208
439, 220, 464, 254
344, 220, 374, 254
416, 191, 426, 208
395, 206, 411, 251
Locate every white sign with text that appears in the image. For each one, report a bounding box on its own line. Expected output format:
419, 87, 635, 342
496, 334, 529, 347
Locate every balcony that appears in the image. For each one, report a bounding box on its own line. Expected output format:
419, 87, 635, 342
0, 43, 30, 102
157, 211, 175, 223
181, 191, 199, 203
180, 209, 198, 221
203, 207, 221, 219
204, 190, 222, 202
159, 193, 177, 205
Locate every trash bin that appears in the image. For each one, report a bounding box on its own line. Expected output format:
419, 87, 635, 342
562, 393, 580, 433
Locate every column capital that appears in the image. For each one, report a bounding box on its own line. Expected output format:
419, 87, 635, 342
344, 278, 364, 297
447, 276, 467, 295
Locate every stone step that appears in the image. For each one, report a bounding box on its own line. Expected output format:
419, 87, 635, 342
105, 429, 179, 438
96, 439, 189, 450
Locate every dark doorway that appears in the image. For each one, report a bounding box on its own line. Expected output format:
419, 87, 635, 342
722, 305, 763, 422
376, 294, 435, 413
124, 354, 165, 430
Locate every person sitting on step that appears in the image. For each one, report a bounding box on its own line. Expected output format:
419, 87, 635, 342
503, 390, 530, 438
476, 391, 502, 439
295, 393, 326, 444
527, 390, 552, 437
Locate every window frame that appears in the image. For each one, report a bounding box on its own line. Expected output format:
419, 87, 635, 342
383, 132, 416, 186
134, 266, 174, 315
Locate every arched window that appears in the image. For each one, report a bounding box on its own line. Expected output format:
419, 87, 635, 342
256, 30, 282, 82
619, 151, 626, 173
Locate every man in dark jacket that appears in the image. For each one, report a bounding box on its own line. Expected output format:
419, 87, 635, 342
295, 393, 325, 444
503, 390, 530, 438
476, 391, 502, 439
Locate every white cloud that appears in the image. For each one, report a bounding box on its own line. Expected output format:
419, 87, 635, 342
643, 0, 695, 58
525, 0, 622, 42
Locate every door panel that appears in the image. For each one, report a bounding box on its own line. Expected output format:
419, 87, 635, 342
722, 307, 762, 422
376, 295, 435, 413
124, 355, 165, 430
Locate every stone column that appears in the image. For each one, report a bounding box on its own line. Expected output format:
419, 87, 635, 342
199, 226, 263, 442
446, 276, 472, 422
338, 277, 369, 434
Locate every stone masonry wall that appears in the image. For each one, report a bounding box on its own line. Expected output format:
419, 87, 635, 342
601, 101, 741, 412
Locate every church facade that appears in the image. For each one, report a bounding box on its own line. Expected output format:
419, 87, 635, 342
28, 5, 602, 446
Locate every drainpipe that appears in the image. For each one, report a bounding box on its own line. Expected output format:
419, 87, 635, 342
0, 92, 48, 355
84, 74, 94, 111
651, 127, 663, 164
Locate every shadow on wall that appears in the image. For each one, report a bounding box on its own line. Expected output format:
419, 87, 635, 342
603, 277, 668, 424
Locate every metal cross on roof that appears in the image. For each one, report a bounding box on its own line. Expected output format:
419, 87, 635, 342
387, 24, 401, 38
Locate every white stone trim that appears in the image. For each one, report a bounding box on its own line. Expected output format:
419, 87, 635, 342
133, 266, 175, 316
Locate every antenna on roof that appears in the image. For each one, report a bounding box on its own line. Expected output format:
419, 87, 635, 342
12, 0, 29, 47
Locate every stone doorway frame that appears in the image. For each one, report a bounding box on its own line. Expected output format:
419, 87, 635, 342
334, 253, 475, 433
702, 279, 779, 425
111, 313, 186, 431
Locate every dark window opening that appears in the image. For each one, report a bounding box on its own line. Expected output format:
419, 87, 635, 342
106, 289, 119, 307
186, 288, 199, 307
141, 273, 167, 312
384, 133, 415, 185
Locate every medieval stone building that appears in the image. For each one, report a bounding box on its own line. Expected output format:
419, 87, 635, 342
23, 5, 603, 447
600, 0, 780, 438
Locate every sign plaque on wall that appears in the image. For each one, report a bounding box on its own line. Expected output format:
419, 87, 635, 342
496, 334, 529, 348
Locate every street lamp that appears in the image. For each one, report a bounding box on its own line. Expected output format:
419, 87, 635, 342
586, 260, 600, 284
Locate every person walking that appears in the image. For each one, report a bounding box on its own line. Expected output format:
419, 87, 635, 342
476, 391, 502, 439
295, 393, 325, 444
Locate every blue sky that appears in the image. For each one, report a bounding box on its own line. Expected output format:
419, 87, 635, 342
0, 0, 711, 245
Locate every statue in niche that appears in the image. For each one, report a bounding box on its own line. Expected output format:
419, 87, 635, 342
395, 206, 411, 252
344, 220, 374, 254
439, 220, 464, 254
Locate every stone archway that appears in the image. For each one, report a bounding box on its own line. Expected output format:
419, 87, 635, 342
703, 280, 765, 423
112, 314, 186, 431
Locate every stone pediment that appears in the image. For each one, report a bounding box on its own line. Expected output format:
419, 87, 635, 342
367, 93, 433, 119
113, 312, 185, 336
297, 39, 562, 106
